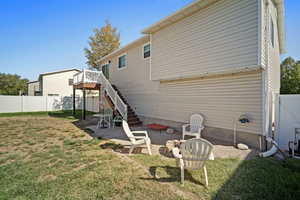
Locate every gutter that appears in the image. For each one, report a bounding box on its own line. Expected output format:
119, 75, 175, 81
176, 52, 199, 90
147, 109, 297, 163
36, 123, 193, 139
274, 0, 286, 54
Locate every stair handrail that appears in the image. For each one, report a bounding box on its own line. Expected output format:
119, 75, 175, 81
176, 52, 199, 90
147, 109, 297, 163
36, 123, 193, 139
72, 69, 128, 120
99, 72, 128, 121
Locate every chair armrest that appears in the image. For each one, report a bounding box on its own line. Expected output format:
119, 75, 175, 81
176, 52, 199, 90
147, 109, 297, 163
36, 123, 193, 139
132, 131, 149, 137
182, 124, 190, 132
172, 147, 182, 159
134, 136, 147, 139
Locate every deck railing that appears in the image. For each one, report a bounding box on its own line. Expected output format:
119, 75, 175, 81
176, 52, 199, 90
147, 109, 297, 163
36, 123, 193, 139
73, 69, 102, 85
73, 69, 128, 120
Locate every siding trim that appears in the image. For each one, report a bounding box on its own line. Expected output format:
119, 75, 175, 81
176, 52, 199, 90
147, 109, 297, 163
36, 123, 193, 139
149, 34, 153, 81
160, 69, 262, 84
258, 0, 263, 68
156, 65, 262, 82
262, 0, 270, 136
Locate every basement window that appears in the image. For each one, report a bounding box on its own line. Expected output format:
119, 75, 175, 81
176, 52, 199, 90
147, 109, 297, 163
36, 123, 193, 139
118, 54, 127, 69
143, 43, 151, 59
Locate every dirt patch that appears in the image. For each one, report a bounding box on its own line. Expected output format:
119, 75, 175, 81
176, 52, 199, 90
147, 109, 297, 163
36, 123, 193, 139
38, 174, 57, 182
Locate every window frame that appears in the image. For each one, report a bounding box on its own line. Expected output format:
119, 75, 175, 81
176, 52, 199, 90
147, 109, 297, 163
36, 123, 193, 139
68, 78, 73, 86
143, 43, 151, 59
118, 53, 127, 70
270, 17, 275, 48
101, 61, 110, 79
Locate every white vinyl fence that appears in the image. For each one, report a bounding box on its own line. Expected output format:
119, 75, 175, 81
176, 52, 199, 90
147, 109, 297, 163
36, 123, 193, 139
275, 95, 300, 150
0, 95, 100, 113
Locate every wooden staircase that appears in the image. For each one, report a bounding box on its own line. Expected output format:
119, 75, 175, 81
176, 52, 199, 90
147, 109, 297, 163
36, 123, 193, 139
105, 85, 142, 126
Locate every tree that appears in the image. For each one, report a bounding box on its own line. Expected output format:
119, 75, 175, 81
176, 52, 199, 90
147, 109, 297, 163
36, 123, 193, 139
280, 57, 300, 94
0, 73, 29, 95
84, 20, 120, 68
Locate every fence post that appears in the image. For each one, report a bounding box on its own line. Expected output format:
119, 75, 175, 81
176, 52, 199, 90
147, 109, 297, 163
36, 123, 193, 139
46, 96, 48, 112
21, 95, 24, 112
274, 93, 280, 143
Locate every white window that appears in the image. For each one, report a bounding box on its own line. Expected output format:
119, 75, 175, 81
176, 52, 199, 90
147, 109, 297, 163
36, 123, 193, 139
143, 43, 151, 59
118, 54, 127, 69
68, 79, 73, 85
270, 17, 274, 47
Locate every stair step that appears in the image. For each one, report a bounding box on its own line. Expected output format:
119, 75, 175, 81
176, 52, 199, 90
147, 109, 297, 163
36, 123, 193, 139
108, 84, 142, 125
127, 113, 137, 117
127, 117, 139, 121
128, 121, 142, 126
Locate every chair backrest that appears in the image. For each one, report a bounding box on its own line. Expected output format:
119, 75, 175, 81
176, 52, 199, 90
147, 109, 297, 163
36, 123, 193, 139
122, 120, 136, 143
180, 138, 213, 170
190, 114, 204, 133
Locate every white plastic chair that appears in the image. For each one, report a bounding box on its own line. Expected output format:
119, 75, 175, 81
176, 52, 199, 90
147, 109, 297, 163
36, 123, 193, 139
178, 138, 213, 187
113, 115, 123, 128
182, 114, 204, 139
122, 120, 152, 155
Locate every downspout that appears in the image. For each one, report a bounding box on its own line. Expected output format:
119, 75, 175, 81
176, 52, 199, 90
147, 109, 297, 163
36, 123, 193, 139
263, 0, 270, 141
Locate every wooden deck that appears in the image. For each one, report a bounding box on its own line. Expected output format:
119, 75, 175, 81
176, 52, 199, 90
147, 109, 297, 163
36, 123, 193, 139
73, 83, 101, 90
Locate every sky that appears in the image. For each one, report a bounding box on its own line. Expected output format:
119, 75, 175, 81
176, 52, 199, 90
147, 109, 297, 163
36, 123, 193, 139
0, 0, 299, 81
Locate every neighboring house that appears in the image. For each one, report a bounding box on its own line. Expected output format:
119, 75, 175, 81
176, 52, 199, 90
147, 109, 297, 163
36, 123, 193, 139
97, 0, 285, 148
28, 69, 80, 97
27, 81, 41, 96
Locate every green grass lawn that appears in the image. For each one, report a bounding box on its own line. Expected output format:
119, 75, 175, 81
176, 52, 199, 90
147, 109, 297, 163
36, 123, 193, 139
0, 114, 299, 200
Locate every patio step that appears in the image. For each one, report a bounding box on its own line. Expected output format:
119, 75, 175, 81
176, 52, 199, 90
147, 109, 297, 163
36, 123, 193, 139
104, 85, 142, 127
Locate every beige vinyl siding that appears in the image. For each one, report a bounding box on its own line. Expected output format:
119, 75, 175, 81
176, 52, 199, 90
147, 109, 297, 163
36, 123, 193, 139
151, 0, 259, 81
27, 82, 40, 96
42, 71, 80, 97
142, 73, 262, 134
106, 43, 263, 134
104, 38, 158, 95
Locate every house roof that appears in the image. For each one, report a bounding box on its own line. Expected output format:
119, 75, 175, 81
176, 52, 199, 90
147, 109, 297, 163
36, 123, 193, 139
39, 68, 80, 77
37, 68, 80, 81
27, 80, 39, 84
97, 35, 150, 63
142, 0, 286, 54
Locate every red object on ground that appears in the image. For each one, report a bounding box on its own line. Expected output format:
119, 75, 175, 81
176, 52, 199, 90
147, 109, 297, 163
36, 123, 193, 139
146, 123, 169, 131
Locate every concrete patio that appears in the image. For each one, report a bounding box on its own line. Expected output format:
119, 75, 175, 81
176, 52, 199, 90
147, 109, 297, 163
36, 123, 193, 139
86, 125, 258, 160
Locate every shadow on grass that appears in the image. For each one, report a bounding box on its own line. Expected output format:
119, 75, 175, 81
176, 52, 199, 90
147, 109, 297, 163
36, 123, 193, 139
140, 152, 300, 199
99, 141, 146, 154
141, 165, 203, 185
48, 110, 95, 120
100, 142, 124, 151
213, 157, 300, 200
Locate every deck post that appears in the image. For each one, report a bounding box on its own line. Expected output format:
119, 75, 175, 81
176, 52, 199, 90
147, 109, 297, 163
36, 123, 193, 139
99, 87, 101, 113
83, 88, 86, 120
73, 87, 76, 116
